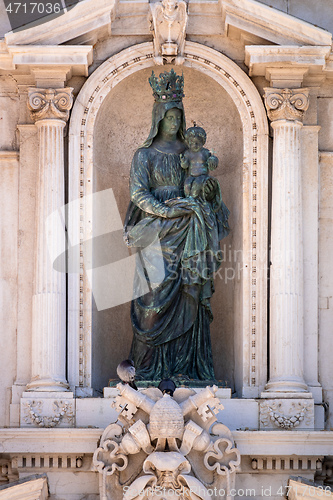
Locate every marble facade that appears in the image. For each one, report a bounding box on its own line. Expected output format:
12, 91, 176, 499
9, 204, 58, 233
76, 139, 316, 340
0, 0, 333, 497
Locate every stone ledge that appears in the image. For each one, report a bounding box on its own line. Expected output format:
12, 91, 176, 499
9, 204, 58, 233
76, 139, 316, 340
17, 394, 324, 430
0, 151, 19, 162
1, 429, 333, 456
233, 431, 333, 456
0, 428, 103, 454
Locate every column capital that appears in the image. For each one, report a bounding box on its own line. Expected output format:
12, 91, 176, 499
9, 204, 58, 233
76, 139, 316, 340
28, 87, 73, 122
264, 87, 309, 123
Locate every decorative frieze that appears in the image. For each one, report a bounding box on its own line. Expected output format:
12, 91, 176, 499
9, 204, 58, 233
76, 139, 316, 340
260, 400, 314, 430
21, 399, 74, 428
11, 454, 85, 471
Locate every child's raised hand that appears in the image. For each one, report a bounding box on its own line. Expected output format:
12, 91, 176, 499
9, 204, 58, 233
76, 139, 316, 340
207, 155, 218, 170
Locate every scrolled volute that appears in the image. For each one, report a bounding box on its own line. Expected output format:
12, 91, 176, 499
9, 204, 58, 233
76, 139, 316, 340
289, 92, 309, 112
264, 91, 284, 111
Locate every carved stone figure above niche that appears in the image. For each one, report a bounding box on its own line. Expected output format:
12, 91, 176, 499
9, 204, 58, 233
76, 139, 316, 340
149, 0, 188, 64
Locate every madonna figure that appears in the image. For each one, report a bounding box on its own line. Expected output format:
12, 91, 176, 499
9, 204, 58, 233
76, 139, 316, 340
124, 69, 229, 383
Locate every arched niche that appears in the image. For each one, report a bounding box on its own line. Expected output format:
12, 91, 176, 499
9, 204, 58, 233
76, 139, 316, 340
68, 41, 269, 397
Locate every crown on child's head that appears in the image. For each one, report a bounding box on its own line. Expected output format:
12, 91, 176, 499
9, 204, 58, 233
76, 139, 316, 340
149, 69, 185, 103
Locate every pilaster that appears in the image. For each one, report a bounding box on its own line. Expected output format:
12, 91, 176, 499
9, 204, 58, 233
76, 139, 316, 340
302, 125, 322, 403
10, 124, 38, 426
0, 152, 19, 427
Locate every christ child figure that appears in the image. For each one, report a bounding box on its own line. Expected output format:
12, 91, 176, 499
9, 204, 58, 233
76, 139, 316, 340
180, 126, 218, 199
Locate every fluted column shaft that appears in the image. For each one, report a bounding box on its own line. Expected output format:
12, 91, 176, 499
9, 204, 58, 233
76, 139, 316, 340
27, 88, 73, 391
264, 88, 309, 394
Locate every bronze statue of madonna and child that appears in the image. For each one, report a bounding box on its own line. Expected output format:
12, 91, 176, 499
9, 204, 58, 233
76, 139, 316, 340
122, 69, 230, 386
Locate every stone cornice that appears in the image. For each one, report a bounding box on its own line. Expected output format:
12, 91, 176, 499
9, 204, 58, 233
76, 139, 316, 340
0, 428, 104, 454
4, 0, 114, 46
0, 45, 93, 76
245, 46, 331, 86
221, 0, 332, 46
245, 46, 331, 76
1, 0, 332, 48
232, 430, 333, 456
1, 428, 333, 456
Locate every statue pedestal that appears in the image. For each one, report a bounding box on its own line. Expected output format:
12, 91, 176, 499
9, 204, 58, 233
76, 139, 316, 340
17, 387, 323, 430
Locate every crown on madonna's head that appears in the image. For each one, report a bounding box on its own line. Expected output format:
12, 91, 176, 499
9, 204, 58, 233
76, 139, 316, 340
149, 69, 184, 103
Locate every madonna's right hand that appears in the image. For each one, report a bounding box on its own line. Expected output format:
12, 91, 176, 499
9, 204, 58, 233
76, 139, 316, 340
166, 206, 192, 218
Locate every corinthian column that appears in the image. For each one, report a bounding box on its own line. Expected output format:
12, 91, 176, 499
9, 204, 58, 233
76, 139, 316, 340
264, 88, 310, 394
26, 88, 73, 392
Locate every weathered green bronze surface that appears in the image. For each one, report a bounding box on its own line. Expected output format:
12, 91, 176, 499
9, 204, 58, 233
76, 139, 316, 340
124, 70, 229, 384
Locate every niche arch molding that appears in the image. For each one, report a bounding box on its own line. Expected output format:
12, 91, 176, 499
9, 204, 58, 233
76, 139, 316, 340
68, 41, 269, 397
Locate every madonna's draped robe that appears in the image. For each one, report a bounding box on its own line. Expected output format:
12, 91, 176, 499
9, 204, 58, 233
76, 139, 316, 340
124, 145, 229, 382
